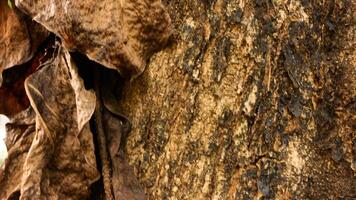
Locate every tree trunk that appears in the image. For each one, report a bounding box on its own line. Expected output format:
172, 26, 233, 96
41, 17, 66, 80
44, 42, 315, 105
119, 0, 355, 199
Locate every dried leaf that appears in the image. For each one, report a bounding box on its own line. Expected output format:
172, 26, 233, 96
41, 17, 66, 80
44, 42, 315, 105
65, 51, 96, 133
0, 108, 36, 200
0, 0, 49, 117
0, 0, 48, 86
16, 0, 171, 78
0, 49, 100, 200
100, 71, 146, 200
103, 111, 146, 200
0, 39, 54, 117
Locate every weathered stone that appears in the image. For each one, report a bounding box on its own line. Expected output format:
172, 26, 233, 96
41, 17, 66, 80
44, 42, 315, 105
16, 0, 171, 78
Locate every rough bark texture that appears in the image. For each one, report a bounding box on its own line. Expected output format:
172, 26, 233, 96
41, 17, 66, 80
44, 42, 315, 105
119, 0, 355, 199
1, 0, 171, 198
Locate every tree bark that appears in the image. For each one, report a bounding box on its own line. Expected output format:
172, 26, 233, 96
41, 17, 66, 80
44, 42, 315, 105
118, 0, 355, 199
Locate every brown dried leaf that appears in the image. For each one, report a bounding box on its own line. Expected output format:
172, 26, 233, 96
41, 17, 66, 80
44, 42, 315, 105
0, 107, 36, 200
15, 0, 171, 78
103, 111, 146, 200
0, 49, 100, 200
0, 0, 48, 86
0, 38, 54, 117
99, 68, 145, 199
0, 0, 49, 117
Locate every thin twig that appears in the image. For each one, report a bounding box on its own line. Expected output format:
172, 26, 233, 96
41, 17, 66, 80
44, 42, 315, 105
93, 67, 114, 200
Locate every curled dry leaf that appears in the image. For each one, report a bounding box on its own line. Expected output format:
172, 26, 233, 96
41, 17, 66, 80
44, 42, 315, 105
0, 37, 55, 117
0, 107, 36, 200
100, 70, 146, 200
0, 0, 49, 117
0, 0, 48, 86
75, 54, 147, 199
15, 0, 171, 78
103, 110, 146, 200
0, 48, 100, 200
